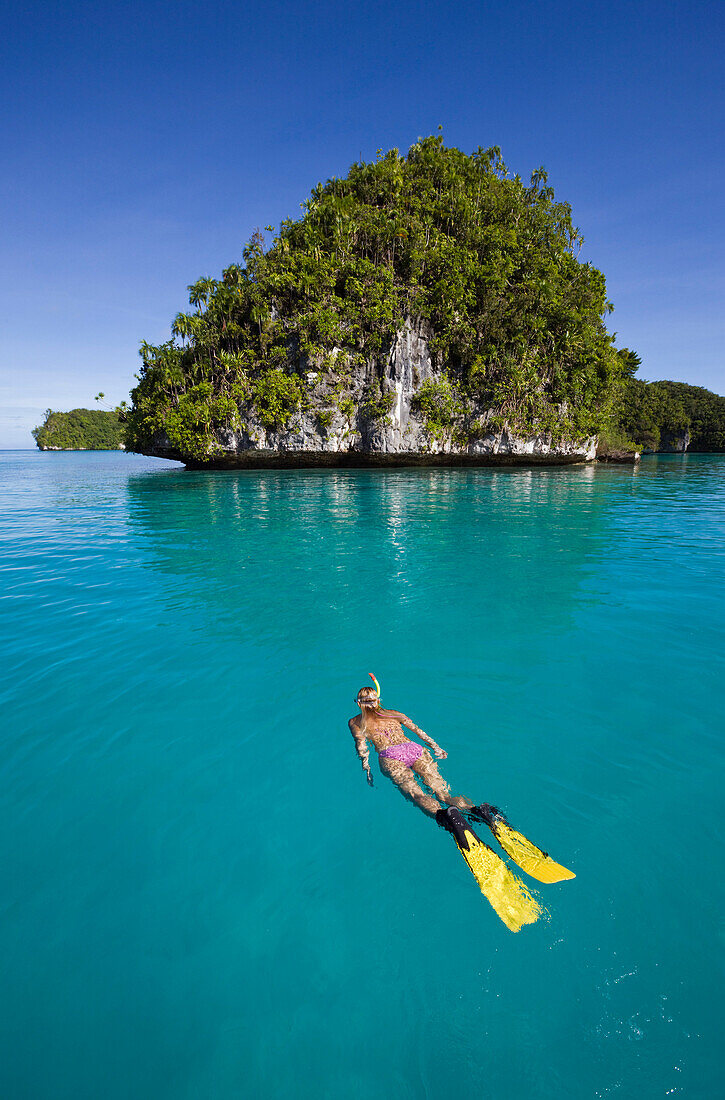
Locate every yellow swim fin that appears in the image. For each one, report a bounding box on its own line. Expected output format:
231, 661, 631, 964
471, 804, 576, 884
436, 808, 542, 932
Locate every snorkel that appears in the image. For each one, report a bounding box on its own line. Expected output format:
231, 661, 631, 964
369, 672, 381, 703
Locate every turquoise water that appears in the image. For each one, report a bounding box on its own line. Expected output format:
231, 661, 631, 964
1, 451, 723, 1098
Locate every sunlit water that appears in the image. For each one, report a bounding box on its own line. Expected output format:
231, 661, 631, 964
1, 451, 723, 1098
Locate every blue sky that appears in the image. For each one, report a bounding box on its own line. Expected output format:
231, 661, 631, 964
1, 0, 723, 446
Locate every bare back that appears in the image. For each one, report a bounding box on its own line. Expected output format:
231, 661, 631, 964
349, 709, 415, 753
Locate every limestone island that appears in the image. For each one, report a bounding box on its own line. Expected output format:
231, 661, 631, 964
124, 137, 723, 468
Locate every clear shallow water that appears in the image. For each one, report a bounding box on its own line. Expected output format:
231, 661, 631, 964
1, 450, 723, 1099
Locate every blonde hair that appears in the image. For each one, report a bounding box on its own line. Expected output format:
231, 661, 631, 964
356, 686, 400, 733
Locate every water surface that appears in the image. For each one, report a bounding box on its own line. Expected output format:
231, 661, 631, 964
1, 451, 723, 1098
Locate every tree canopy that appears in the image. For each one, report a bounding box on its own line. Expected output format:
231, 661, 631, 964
617, 379, 725, 451
127, 136, 626, 460
33, 409, 124, 450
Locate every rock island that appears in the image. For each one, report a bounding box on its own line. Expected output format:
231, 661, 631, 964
126, 138, 641, 468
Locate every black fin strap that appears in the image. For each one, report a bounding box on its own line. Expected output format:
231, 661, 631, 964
436, 807, 472, 851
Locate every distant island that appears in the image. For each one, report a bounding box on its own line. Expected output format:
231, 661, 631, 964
615, 379, 725, 453
33, 408, 124, 451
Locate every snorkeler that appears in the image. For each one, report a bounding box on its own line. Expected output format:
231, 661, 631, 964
349, 674, 474, 817
349, 674, 575, 931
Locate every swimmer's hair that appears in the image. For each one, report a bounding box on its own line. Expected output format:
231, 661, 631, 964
356, 685, 399, 733
356, 686, 379, 708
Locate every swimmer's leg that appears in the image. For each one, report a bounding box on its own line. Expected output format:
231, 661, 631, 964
413, 750, 474, 812
378, 756, 440, 817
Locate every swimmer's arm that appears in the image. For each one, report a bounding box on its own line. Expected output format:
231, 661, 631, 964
397, 713, 448, 759
349, 719, 374, 786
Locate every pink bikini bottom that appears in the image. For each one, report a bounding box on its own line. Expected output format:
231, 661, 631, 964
378, 742, 424, 767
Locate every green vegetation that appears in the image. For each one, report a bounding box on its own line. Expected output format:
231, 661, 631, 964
251, 367, 305, 429
595, 425, 640, 457
127, 136, 628, 461
359, 384, 395, 425
615, 379, 725, 452
413, 379, 463, 441
33, 408, 125, 450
